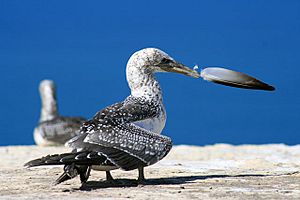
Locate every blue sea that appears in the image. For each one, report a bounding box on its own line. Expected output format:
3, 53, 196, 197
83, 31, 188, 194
1, 0, 299, 146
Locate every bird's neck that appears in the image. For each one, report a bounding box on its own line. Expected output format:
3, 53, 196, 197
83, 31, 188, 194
40, 92, 59, 122
126, 65, 163, 101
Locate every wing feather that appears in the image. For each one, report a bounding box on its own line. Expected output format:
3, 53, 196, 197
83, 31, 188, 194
68, 96, 172, 170
84, 123, 172, 166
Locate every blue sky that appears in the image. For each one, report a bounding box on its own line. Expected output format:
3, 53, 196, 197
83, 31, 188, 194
0, 0, 299, 146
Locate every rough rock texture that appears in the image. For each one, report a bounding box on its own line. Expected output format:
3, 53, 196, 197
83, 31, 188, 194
0, 144, 300, 200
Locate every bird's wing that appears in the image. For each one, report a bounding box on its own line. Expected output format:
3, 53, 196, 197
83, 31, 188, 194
78, 97, 160, 133
36, 117, 86, 144
95, 97, 159, 125
67, 97, 172, 170
83, 123, 172, 170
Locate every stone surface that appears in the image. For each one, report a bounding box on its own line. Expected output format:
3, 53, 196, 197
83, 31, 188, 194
0, 144, 300, 200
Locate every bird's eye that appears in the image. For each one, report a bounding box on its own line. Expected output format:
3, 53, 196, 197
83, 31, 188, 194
161, 58, 172, 64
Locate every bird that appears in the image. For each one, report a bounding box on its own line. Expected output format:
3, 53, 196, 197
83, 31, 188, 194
25, 48, 275, 185
33, 80, 86, 146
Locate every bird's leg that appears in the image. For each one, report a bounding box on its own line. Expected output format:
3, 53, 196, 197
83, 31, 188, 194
106, 171, 114, 181
137, 167, 145, 184
79, 166, 91, 183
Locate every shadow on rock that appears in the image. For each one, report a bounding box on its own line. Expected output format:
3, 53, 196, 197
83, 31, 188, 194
78, 173, 271, 191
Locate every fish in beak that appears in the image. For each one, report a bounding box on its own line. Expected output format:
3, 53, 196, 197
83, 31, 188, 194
200, 67, 275, 91
158, 58, 275, 91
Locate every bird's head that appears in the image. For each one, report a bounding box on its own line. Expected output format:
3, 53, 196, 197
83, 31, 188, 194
126, 47, 275, 92
127, 48, 200, 78
39, 80, 56, 99
38, 79, 58, 121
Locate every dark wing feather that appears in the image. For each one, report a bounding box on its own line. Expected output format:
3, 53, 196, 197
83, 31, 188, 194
86, 145, 147, 171
81, 97, 159, 132
84, 123, 172, 167
67, 128, 170, 170
68, 96, 172, 170
24, 151, 111, 167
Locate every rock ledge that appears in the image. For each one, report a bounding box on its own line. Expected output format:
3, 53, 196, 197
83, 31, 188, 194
0, 144, 299, 200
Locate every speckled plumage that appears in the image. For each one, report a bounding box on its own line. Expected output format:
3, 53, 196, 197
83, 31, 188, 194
26, 48, 200, 184
64, 95, 171, 172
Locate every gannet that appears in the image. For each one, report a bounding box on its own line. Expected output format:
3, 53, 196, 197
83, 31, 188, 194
25, 48, 275, 185
34, 80, 86, 146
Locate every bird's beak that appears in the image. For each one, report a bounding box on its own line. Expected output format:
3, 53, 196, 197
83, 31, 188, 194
200, 67, 275, 91
160, 61, 201, 78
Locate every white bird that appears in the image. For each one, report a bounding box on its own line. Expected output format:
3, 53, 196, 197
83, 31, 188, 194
25, 48, 274, 185
34, 80, 86, 146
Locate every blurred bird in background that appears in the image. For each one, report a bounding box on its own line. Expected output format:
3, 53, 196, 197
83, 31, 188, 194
33, 80, 86, 146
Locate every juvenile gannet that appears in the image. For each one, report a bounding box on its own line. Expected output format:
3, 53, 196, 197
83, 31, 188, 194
25, 48, 275, 185
34, 80, 86, 146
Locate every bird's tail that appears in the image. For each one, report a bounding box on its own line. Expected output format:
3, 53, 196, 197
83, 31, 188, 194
24, 151, 107, 167
24, 151, 106, 184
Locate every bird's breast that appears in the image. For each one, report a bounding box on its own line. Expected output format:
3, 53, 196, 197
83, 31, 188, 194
133, 106, 166, 134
